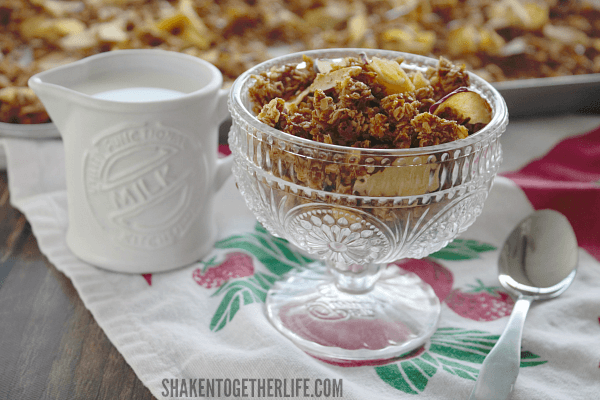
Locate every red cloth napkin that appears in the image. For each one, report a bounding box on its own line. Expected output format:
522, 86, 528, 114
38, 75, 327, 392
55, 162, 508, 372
218, 144, 232, 157
503, 125, 600, 262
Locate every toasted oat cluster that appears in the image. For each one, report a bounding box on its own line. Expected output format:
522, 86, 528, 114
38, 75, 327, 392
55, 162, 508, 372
1, 0, 599, 124
251, 56, 486, 149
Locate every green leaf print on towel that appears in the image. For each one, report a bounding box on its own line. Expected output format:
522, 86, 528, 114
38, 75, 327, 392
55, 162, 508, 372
375, 328, 547, 395
430, 239, 496, 260
193, 223, 313, 331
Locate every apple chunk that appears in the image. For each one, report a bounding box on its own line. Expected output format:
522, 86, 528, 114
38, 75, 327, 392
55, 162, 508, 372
430, 88, 492, 126
370, 56, 415, 95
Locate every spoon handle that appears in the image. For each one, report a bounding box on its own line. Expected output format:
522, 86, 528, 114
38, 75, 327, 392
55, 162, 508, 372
468, 296, 533, 400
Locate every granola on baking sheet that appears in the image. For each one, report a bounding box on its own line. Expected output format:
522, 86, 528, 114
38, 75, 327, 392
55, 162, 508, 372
1, 0, 599, 124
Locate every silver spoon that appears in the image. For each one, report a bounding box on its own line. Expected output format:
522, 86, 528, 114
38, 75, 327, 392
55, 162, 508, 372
469, 209, 578, 400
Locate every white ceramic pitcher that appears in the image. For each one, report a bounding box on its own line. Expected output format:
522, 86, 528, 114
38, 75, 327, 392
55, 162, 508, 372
29, 49, 233, 273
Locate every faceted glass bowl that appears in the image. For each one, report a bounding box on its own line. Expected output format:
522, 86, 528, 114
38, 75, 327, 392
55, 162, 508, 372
228, 48, 508, 364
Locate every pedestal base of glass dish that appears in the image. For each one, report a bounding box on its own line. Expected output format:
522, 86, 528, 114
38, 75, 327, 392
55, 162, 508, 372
266, 262, 440, 365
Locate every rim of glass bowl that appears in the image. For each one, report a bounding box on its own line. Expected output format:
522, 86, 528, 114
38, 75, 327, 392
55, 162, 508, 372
230, 48, 508, 156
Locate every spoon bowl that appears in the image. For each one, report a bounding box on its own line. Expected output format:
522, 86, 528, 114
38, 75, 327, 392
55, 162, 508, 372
498, 209, 578, 299
469, 209, 578, 400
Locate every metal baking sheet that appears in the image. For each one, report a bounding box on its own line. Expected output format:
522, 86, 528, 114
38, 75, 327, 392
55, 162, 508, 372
493, 73, 600, 118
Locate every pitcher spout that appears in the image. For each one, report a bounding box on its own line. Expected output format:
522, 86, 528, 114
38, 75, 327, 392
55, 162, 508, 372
28, 75, 78, 135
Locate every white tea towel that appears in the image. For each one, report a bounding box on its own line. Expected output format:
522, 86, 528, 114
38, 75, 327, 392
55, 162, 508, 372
3, 115, 600, 399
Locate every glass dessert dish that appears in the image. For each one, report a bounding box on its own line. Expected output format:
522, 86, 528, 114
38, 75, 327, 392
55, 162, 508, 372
228, 49, 508, 364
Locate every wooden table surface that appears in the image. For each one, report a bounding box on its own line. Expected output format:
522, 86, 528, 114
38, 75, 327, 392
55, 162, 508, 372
0, 171, 155, 400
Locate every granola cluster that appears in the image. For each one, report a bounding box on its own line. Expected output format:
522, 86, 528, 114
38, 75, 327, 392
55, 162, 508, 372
252, 56, 473, 149
1, 0, 599, 124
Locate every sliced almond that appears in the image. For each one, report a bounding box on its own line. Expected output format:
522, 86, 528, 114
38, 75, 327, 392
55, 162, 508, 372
286, 66, 362, 108
411, 71, 430, 89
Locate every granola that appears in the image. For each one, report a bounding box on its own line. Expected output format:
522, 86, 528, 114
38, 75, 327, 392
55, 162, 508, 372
1, 0, 599, 124
248, 55, 489, 198
252, 56, 477, 149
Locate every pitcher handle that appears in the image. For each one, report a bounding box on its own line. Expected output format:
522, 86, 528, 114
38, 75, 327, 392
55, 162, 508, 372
214, 88, 230, 124
214, 88, 233, 192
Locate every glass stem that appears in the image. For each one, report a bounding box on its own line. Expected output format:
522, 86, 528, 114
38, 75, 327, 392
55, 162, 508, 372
327, 261, 383, 294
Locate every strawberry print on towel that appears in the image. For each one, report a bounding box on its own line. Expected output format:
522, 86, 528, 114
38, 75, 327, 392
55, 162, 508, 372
445, 279, 514, 322
193, 253, 254, 289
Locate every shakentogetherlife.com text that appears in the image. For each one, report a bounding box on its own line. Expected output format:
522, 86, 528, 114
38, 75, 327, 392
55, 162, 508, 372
161, 377, 343, 398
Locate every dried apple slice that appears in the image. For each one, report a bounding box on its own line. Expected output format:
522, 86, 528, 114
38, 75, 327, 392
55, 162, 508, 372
430, 87, 492, 126
370, 56, 415, 95
352, 156, 440, 197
